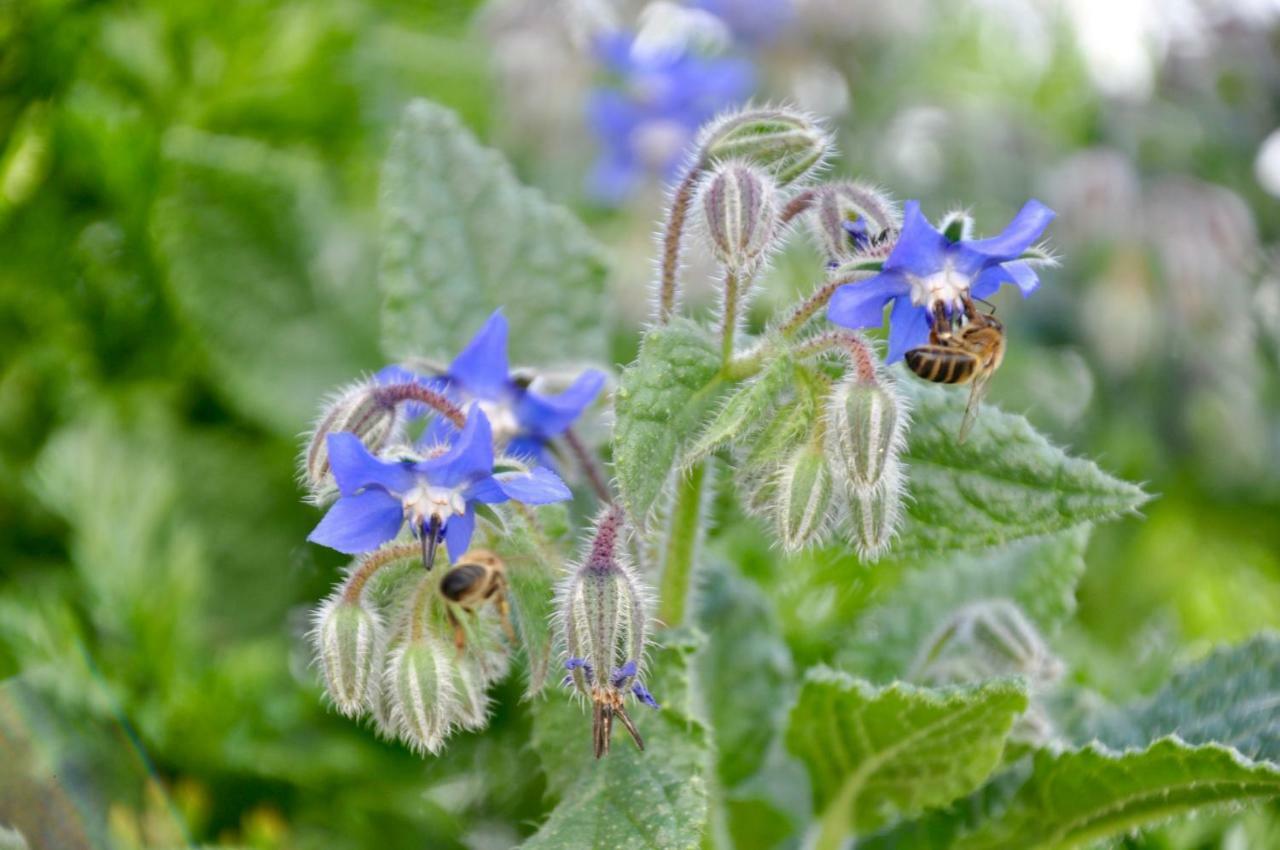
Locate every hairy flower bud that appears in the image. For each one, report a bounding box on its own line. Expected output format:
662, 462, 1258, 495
846, 466, 902, 561
910, 600, 1065, 745
556, 506, 657, 758
698, 161, 778, 272
312, 594, 383, 717
911, 600, 1064, 689
387, 636, 458, 756
302, 378, 402, 503
777, 440, 835, 552
827, 370, 907, 492
699, 108, 831, 186
811, 182, 898, 262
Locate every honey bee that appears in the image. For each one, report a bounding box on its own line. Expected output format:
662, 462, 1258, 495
439, 549, 516, 651
904, 296, 1006, 443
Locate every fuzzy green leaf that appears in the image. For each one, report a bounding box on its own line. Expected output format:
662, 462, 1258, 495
838, 527, 1090, 682
613, 320, 724, 524
153, 129, 379, 433
526, 629, 709, 850
952, 739, 1280, 850
1069, 634, 1280, 763
896, 380, 1148, 553
786, 669, 1027, 835
379, 99, 609, 364
683, 352, 793, 467
696, 562, 796, 787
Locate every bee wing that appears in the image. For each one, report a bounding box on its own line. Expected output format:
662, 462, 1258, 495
957, 370, 994, 444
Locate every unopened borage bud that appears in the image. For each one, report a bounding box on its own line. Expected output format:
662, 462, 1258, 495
556, 506, 658, 759
312, 593, 384, 717
811, 182, 899, 263
302, 378, 402, 503
698, 108, 831, 186
777, 440, 835, 553
698, 161, 778, 272
911, 599, 1064, 690
827, 371, 906, 492
387, 635, 459, 756
846, 467, 902, 562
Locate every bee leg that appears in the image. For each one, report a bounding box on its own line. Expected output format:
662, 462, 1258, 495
445, 606, 466, 655
495, 593, 517, 643
614, 704, 645, 753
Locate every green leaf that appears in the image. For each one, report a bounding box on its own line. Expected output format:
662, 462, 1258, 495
1069, 634, 1280, 763
683, 352, 793, 468
379, 99, 609, 364
695, 561, 796, 787
613, 319, 724, 523
952, 739, 1280, 850
786, 669, 1027, 836
153, 128, 380, 434
526, 629, 710, 850
838, 527, 1090, 681
896, 380, 1148, 553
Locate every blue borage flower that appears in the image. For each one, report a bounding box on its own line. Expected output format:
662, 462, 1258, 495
306, 409, 571, 559
379, 310, 606, 464
587, 29, 754, 204
827, 200, 1056, 362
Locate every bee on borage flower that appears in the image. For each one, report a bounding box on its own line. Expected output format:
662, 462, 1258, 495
904, 294, 1006, 442
439, 549, 516, 652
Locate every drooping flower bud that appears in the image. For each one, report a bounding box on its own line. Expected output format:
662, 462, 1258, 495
826, 369, 907, 492
698, 161, 778, 272
302, 378, 402, 503
699, 108, 831, 186
910, 600, 1064, 690
556, 506, 657, 758
846, 466, 903, 562
910, 600, 1065, 745
810, 182, 899, 263
386, 635, 458, 756
776, 440, 835, 553
311, 593, 384, 717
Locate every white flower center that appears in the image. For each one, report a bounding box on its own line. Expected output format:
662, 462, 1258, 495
909, 262, 972, 311
477, 399, 522, 447
402, 484, 467, 530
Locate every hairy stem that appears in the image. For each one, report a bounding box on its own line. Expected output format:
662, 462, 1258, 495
720, 268, 741, 366
657, 461, 708, 627
407, 572, 436, 642
376, 382, 467, 428
792, 331, 879, 381
341, 543, 420, 603
778, 188, 817, 226
657, 167, 702, 325
563, 427, 613, 504
777, 269, 875, 337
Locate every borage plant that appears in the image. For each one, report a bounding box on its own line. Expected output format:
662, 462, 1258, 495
298, 101, 1280, 849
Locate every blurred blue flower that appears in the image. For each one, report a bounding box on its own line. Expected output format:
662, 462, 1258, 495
827, 199, 1055, 362
380, 310, 605, 463
587, 30, 754, 203
691, 0, 794, 45
307, 409, 571, 559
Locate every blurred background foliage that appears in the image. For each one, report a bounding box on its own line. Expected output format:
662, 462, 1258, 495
0, 0, 1277, 847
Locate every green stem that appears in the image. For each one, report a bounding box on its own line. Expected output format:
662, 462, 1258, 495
657, 460, 708, 627
720, 268, 740, 366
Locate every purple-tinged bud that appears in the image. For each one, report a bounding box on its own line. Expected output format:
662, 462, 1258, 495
386, 635, 458, 756
910, 600, 1064, 690
555, 506, 657, 758
777, 440, 835, 553
311, 593, 384, 717
810, 182, 899, 263
826, 369, 908, 492
845, 466, 902, 562
699, 108, 831, 186
698, 161, 778, 272
302, 378, 402, 504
